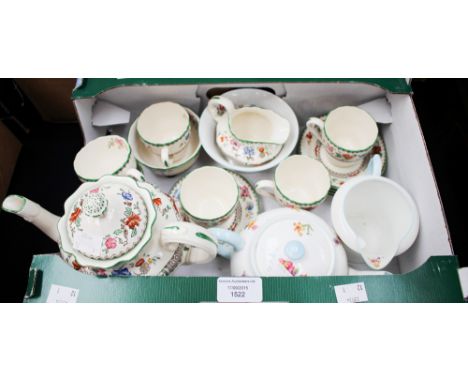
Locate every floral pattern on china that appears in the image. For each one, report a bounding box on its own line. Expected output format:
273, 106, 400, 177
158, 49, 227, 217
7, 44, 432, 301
67, 184, 148, 260
208, 96, 290, 166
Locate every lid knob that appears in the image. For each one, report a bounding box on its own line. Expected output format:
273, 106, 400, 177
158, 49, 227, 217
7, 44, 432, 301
82, 192, 108, 217
284, 240, 305, 260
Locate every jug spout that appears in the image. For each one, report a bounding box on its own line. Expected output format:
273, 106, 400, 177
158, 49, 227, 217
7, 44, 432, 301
2, 195, 60, 243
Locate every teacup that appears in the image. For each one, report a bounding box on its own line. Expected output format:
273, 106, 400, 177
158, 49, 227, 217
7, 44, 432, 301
255, 155, 330, 209
306, 106, 378, 166
73, 135, 137, 182
179, 166, 239, 227
136, 102, 191, 167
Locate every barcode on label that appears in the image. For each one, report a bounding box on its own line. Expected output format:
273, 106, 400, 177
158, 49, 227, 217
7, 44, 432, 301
334, 282, 368, 303
217, 278, 263, 303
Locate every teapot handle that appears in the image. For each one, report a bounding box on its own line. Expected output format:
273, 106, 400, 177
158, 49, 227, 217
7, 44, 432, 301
161, 222, 220, 265
207, 96, 235, 122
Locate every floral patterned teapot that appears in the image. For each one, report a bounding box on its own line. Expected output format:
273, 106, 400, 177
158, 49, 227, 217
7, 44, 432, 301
1, 169, 234, 276
207, 96, 290, 166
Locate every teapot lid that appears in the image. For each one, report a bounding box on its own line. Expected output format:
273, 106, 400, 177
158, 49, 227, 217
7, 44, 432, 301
241, 209, 340, 276
66, 181, 150, 260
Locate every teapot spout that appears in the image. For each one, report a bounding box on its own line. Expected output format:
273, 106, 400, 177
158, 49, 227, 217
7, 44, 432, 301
2, 195, 60, 243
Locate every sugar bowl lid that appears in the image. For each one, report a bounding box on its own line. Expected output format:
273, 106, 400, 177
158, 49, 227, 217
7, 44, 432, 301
63, 175, 153, 262
241, 209, 341, 276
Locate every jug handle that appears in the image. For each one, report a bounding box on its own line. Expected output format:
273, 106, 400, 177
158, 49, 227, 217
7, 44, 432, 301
207, 96, 235, 122
254, 180, 276, 200
306, 117, 325, 144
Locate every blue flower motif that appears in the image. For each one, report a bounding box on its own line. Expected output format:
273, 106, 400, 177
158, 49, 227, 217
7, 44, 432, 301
112, 267, 131, 277
246, 202, 254, 211
122, 192, 133, 201
244, 146, 255, 157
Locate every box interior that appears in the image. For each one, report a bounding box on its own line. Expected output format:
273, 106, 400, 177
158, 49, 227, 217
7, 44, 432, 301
73, 82, 453, 276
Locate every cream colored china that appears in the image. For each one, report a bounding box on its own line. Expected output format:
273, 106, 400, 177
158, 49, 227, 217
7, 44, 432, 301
1, 169, 237, 276
208, 95, 290, 166
136, 102, 191, 167
212, 208, 389, 277
179, 166, 239, 227
306, 106, 378, 167
170, 170, 261, 232
74, 135, 137, 182
331, 161, 420, 270
255, 155, 330, 210
129, 108, 201, 177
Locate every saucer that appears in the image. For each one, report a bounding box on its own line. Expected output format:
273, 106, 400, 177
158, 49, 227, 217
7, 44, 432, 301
169, 171, 261, 232
299, 122, 387, 194
199, 88, 299, 173
128, 108, 201, 177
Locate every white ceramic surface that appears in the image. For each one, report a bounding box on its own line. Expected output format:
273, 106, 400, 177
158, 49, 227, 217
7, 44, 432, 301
1, 170, 234, 276
306, 106, 378, 165
136, 102, 191, 166
170, 170, 261, 232
300, 123, 387, 192
179, 166, 239, 226
199, 89, 299, 173
331, 175, 420, 270
129, 108, 201, 177
228, 208, 385, 277
74, 135, 137, 182
255, 155, 330, 209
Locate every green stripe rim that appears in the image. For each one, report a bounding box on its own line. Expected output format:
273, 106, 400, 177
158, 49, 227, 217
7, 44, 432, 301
322, 108, 378, 154
75, 140, 133, 182
57, 176, 158, 270
136, 116, 191, 148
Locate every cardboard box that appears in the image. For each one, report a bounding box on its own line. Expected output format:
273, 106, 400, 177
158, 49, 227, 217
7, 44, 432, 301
23, 79, 465, 302
0, 121, 22, 202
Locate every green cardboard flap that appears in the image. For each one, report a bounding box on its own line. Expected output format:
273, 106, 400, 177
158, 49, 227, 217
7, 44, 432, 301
24, 255, 463, 303
72, 78, 412, 99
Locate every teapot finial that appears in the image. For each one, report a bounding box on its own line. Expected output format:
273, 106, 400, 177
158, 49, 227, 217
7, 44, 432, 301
82, 191, 108, 217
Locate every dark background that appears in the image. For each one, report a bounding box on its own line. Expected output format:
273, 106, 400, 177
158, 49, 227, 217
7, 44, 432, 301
0, 79, 466, 302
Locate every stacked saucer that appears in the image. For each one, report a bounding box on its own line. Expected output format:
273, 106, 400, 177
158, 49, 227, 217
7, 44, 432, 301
128, 103, 201, 177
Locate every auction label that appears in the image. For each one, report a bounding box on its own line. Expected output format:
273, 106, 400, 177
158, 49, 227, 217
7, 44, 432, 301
217, 278, 263, 303
334, 282, 368, 303
47, 284, 80, 303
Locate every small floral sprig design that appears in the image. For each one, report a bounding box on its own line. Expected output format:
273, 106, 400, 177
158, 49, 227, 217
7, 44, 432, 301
305, 131, 313, 144
69, 207, 81, 223
240, 185, 251, 199
246, 220, 258, 230
243, 146, 255, 160
279, 258, 299, 276
369, 257, 382, 268
108, 137, 126, 150
293, 222, 313, 236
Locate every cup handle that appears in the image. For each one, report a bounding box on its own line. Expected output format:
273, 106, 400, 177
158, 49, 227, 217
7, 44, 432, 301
306, 117, 325, 144
255, 180, 276, 200
207, 96, 235, 122
160, 222, 219, 265
160, 147, 171, 168
125, 168, 146, 182
208, 228, 244, 259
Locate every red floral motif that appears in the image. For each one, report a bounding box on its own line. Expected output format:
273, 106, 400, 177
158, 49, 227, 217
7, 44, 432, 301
69, 207, 81, 222
105, 237, 117, 249
305, 131, 313, 142
153, 198, 162, 206
342, 153, 355, 160
72, 260, 81, 270
258, 146, 265, 153
327, 145, 335, 154
135, 258, 144, 267
372, 146, 382, 155
90, 187, 99, 193
125, 213, 141, 229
